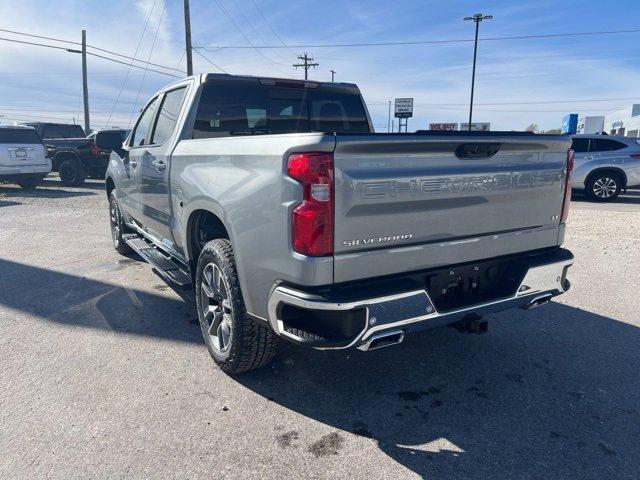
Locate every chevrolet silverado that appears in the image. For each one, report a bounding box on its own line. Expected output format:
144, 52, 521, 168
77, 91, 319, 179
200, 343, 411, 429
99, 74, 574, 374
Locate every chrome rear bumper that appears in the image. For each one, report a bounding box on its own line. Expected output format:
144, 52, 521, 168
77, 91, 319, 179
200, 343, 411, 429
267, 250, 573, 350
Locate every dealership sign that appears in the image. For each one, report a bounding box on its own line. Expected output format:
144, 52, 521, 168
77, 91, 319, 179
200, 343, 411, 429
394, 98, 413, 118
429, 123, 458, 131
460, 122, 490, 131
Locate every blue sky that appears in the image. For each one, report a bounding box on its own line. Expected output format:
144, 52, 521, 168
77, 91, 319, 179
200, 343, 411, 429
1, 0, 640, 132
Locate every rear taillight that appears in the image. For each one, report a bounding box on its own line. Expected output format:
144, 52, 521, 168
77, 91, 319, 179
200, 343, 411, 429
630, 153, 640, 160
561, 149, 574, 223
91, 144, 101, 156
287, 152, 334, 256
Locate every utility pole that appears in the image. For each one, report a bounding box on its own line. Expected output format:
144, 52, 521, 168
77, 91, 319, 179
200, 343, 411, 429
330, 69, 335, 82
184, 0, 193, 75
387, 101, 391, 133
463, 13, 492, 131
81, 29, 90, 135
293, 53, 318, 80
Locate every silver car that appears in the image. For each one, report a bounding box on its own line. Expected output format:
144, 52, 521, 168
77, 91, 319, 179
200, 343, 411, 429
570, 134, 640, 201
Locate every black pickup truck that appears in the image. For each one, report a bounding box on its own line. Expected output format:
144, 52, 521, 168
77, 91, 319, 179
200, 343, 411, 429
23, 123, 129, 186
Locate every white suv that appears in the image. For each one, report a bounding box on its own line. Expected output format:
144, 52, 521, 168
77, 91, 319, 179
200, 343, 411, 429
0, 125, 51, 189
570, 134, 640, 201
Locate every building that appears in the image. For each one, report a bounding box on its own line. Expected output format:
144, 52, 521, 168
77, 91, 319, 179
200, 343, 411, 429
575, 104, 640, 137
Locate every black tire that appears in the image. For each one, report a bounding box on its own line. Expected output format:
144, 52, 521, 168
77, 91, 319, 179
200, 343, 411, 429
17, 177, 42, 189
195, 239, 278, 374
58, 157, 86, 187
585, 171, 622, 202
109, 192, 132, 255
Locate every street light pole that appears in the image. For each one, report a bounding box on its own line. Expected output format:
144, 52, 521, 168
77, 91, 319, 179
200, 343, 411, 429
464, 13, 492, 131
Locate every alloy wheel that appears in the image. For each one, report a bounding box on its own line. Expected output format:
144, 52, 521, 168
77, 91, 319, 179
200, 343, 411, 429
110, 199, 120, 246
593, 177, 617, 199
200, 262, 233, 352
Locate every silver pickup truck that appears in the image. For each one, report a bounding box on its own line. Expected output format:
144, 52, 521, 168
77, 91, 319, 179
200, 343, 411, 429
99, 74, 574, 374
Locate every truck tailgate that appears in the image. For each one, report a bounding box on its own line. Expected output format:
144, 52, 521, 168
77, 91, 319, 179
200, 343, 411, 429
333, 133, 571, 283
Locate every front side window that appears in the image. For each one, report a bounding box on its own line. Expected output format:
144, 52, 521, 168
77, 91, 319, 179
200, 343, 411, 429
131, 97, 159, 147
151, 87, 188, 144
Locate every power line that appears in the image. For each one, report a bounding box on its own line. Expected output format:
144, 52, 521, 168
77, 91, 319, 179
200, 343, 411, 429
0, 35, 180, 78
192, 47, 228, 73
86, 44, 185, 73
250, 0, 296, 55
0, 27, 77, 45
85, 51, 180, 77
213, 0, 291, 75
0, 36, 69, 51
0, 27, 183, 73
106, 0, 159, 126
367, 97, 640, 107
198, 28, 640, 49
129, 0, 167, 126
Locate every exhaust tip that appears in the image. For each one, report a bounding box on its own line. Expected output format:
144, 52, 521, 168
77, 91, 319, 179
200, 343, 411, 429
522, 293, 553, 310
358, 330, 405, 351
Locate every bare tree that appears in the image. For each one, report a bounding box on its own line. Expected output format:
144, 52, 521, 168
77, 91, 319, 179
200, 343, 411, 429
525, 123, 539, 133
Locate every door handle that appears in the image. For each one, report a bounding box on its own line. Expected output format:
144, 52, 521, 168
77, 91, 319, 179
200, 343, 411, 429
152, 159, 166, 172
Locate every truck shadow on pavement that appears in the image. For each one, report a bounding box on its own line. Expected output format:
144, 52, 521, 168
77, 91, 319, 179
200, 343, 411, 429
0, 257, 201, 344
40, 178, 106, 191
0, 185, 96, 199
237, 303, 639, 479
1, 258, 638, 479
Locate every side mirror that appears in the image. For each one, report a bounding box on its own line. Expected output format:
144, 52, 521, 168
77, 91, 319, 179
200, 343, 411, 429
94, 130, 125, 151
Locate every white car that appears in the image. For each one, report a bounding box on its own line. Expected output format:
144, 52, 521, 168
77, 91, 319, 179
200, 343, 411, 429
570, 134, 640, 201
0, 125, 51, 189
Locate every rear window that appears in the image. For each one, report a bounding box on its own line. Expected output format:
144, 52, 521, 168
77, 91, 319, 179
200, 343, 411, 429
0, 128, 42, 144
591, 139, 627, 152
192, 80, 370, 138
41, 124, 86, 139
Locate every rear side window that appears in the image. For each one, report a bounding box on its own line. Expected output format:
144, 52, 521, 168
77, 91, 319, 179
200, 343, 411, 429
131, 97, 159, 147
570, 138, 590, 153
192, 81, 370, 138
152, 87, 188, 144
591, 139, 627, 152
0, 128, 42, 144
41, 124, 85, 139
97, 130, 124, 149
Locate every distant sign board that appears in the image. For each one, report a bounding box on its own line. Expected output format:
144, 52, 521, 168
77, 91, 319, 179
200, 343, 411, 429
460, 122, 490, 132
429, 123, 458, 131
394, 98, 413, 118
561, 114, 578, 134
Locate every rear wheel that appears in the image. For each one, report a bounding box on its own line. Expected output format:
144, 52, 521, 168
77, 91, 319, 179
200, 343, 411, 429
109, 192, 132, 255
196, 239, 278, 374
586, 172, 622, 202
58, 157, 86, 187
17, 177, 42, 189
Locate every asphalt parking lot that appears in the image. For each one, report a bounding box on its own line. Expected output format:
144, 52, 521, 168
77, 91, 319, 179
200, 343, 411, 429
1, 178, 639, 479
